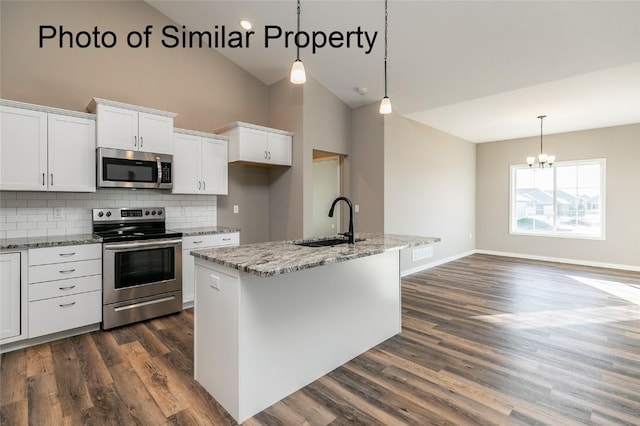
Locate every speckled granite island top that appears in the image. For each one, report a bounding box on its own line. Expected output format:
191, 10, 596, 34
191, 233, 440, 277
167, 226, 240, 237
0, 234, 102, 250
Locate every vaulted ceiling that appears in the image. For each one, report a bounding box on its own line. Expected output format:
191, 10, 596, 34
147, 1, 640, 142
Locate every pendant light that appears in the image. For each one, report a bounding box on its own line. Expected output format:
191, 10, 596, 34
379, 0, 392, 114
527, 115, 555, 168
290, 0, 306, 84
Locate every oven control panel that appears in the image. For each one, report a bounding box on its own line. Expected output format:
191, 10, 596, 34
93, 207, 165, 222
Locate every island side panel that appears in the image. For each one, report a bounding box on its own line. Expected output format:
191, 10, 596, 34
194, 260, 241, 420
237, 250, 401, 423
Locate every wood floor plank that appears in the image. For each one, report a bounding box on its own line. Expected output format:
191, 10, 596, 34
25, 345, 53, 377
49, 339, 93, 417
26, 372, 63, 425
2, 254, 639, 425
0, 349, 27, 406
108, 362, 170, 425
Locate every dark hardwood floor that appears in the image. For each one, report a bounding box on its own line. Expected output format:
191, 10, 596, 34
2, 254, 640, 425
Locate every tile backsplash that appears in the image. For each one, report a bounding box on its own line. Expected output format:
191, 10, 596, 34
0, 190, 217, 239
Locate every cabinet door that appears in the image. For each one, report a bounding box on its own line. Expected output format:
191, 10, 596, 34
267, 133, 292, 166
0, 106, 47, 190
172, 133, 201, 194
47, 114, 96, 192
0, 253, 21, 340
238, 127, 268, 163
201, 137, 228, 195
96, 104, 138, 150
138, 112, 174, 154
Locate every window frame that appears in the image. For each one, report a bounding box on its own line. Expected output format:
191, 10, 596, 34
509, 158, 606, 240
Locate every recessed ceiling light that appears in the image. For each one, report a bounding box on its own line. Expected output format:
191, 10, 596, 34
354, 87, 369, 95
239, 19, 253, 30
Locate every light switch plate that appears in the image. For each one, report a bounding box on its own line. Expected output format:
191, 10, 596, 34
233, 205, 239, 214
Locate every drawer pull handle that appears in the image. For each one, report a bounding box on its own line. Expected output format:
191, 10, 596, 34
59, 252, 76, 257
193, 241, 204, 244
59, 285, 76, 290
59, 269, 76, 274
59, 302, 76, 308
222, 238, 231, 241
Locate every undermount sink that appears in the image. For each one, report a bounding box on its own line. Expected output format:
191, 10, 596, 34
294, 238, 365, 248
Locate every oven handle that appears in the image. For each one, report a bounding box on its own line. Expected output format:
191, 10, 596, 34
104, 239, 182, 251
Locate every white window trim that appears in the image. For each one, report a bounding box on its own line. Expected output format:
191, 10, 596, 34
509, 158, 606, 240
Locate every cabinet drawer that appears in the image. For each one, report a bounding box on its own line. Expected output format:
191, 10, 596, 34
28, 290, 102, 338
29, 244, 101, 266
29, 259, 102, 284
183, 233, 239, 250
29, 274, 102, 302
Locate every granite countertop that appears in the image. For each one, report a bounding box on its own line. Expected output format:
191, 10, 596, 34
0, 234, 102, 250
168, 226, 240, 237
191, 233, 441, 277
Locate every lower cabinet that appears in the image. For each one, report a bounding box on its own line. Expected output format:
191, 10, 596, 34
0, 252, 24, 342
27, 244, 102, 338
182, 233, 239, 305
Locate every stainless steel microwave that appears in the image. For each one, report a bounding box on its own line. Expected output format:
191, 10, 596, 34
97, 148, 173, 189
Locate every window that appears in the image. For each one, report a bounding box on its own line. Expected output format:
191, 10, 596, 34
510, 159, 605, 239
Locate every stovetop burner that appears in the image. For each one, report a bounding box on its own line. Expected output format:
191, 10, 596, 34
92, 207, 182, 243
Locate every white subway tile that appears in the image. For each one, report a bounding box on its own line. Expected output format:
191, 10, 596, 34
6, 230, 26, 238
0, 192, 17, 200
2, 222, 17, 231
27, 229, 47, 237
5, 199, 28, 208
37, 222, 57, 230
47, 199, 67, 207
47, 229, 66, 237
17, 222, 37, 230
28, 214, 47, 222
27, 199, 47, 207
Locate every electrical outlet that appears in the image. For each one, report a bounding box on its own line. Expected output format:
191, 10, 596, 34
354, 204, 360, 213
233, 205, 239, 214
210, 274, 220, 290
53, 207, 64, 219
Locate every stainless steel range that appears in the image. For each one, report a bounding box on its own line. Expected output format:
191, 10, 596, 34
93, 207, 182, 330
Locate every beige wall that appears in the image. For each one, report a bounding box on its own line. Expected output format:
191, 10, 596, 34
351, 103, 385, 233
384, 114, 477, 269
1, 0, 272, 243
267, 75, 351, 240
477, 123, 640, 268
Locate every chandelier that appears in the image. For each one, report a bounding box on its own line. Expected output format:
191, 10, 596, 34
527, 115, 555, 168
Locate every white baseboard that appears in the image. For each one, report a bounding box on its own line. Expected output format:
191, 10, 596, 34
401, 250, 476, 277
401, 249, 639, 276
475, 249, 640, 272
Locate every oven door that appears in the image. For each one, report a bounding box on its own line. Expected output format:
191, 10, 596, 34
103, 238, 182, 305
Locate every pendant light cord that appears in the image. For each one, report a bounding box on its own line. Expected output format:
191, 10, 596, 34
296, 0, 301, 61
538, 115, 545, 153
383, 0, 388, 97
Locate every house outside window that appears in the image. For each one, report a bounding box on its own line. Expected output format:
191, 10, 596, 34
510, 159, 606, 239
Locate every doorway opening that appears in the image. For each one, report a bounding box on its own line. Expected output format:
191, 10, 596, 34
312, 150, 345, 238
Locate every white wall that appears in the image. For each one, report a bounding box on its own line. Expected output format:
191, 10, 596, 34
383, 114, 477, 269
477, 123, 640, 269
0, 190, 217, 239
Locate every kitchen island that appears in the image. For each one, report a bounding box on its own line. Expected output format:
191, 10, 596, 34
191, 233, 440, 423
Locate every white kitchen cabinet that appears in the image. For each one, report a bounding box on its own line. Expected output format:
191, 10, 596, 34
173, 129, 228, 195
182, 233, 239, 305
217, 122, 292, 167
28, 244, 102, 338
88, 98, 176, 155
0, 101, 95, 192
0, 252, 22, 341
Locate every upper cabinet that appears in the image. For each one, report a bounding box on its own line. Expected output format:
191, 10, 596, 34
87, 98, 176, 155
0, 100, 96, 192
216, 122, 292, 167
173, 129, 228, 195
